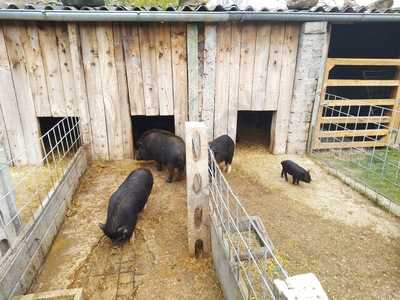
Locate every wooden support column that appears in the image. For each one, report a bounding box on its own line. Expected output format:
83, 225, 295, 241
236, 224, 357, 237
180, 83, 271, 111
185, 122, 210, 257
187, 24, 199, 121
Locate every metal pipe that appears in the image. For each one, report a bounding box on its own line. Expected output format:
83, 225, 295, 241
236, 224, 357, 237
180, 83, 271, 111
0, 10, 399, 23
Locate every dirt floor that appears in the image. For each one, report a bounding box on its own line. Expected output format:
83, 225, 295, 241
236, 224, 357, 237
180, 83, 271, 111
29, 144, 400, 300
29, 160, 222, 300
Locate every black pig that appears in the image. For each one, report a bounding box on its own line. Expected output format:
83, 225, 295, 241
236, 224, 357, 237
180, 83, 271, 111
281, 160, 311, 185
136, 129, 185, 183
99, 168, 153, 244
209, 135, 235, 173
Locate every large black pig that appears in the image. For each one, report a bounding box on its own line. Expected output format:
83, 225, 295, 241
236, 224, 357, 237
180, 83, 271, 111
136, 129, 185, 183
281, 160, 311, 185
99, 168, 153, 244
209, 135, 235, 173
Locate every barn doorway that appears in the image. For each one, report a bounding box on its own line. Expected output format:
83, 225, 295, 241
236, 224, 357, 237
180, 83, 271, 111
131, 116, 175, 147
236, 111, 272, 148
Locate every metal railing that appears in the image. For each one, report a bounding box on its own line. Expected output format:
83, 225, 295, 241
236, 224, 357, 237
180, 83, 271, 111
313, 93, 400, 209
208, 148, 288, 299
0, 116, 81, 259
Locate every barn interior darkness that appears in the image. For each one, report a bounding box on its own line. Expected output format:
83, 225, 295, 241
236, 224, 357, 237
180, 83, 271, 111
38, 117, 80, 154
236, 111, 272, 147
322, 24, 400, 140
131, 116, 175, 147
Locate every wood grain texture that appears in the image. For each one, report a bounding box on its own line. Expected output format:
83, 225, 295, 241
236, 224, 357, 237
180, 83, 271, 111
113, 23, 134, 158
251, 24, 271, 111
202, 25, 217, 141
214, 23, 231, 138
23, 23, 51, 117
80, 23, 109, 160
139, 24, 159, 116
171, 23, 188, 139
187, 24, 199, 121
238, 24, 257, 110
122, 24, 145, 116
37, 23, 66, 117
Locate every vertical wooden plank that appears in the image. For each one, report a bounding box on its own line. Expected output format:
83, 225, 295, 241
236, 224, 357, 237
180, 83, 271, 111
55, 24, 78, 116
68, 23, 92, 148
23, 23, 51, 117
202, 25, 217, 141
121, 24, 145, 116
214, 23, 231, 138
271, 24, 300, 154
139, 24, 159, 116
113, 23, 134, 159
171, 24, 188, 139
0, 28, 25, 164
265, 24, 285, 111
227, 23, 242, 142
187, 24, 199, 121
251, 24, 272, 111
80, 23, 109, 160
197, 25, 205, 124
185, 122, 210, 257
154, 24, 174, 116
3, 24, 42, 165
0, 105, 11, 161
37, 23, 66, 117
238, 24, 257, 110
96, 24, 124, 160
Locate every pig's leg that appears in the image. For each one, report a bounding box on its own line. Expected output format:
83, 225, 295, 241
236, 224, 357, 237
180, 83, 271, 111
225, 162, 232, 174
166, 165, 175, 183
292, 176, 297, 185
130, 232, 136, 244
156, 161, 163, 171
281, 168, 284, 178
284, 171, 288, 181
175, 168, 184, 181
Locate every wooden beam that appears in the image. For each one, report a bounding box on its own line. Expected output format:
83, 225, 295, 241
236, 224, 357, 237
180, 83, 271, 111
323, 99, 396, 107
327, 58, 400, 66
320, 116, 391, 124
185, 122, 210, 257
187, 24, 199, 121
318, 129, 389, 138
314, 140, 387, 149
326, 79, 399, 87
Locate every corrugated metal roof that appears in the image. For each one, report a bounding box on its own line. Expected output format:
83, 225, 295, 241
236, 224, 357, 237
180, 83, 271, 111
1, 3, 399, 13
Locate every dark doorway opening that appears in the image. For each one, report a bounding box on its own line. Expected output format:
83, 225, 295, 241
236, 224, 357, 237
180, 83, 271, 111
38, 117, 80, 154
132, 116, 175, 147
236, 111, 273, 148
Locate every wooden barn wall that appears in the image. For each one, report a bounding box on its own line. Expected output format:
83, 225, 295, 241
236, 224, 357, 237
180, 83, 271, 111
200, 23, 300, 144
0, 21, 299, 162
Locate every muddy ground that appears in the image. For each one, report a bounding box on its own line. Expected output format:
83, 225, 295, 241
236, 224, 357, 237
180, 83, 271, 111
29, 145, 400, 299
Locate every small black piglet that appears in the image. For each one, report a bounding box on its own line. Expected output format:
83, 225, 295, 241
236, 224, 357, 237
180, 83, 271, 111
209, 134, 235, 173
281, 160, 311, 185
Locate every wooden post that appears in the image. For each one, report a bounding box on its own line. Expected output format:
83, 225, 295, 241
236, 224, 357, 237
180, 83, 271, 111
185, 122, 210, 257
187, 24, 199, 121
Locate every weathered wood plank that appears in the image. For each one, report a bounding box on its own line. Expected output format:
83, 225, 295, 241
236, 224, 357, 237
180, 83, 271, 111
328, 58, 400, 66
96, 24, 124, 160
55, 24, 78, 116
37, 23, 66, 117
327, 79, 399, 87
214, 23, 231, 138
171, 23, 188, 139
318, 129, 389, 138
271, 24, 299, 154
187, 24, 199, 121
185, 122, 210, 257
251, 24, 271, 111
80, 24, 109, 160
324, 99, 396, 106
320, 116, 391, 124
23, 23, 51, 117
155, 24, 174, 116
265, 24, 285, 111
0, 27, 26, 164
238, 24, 257, 110
314, 140, 387, 149
202, 25, 217, 141
121, 24, 145, 116
139, 24, 159, 116
227, 23, 241, 142
67, 23, 92, 149
113, 23, 134, 159
3, 23, 42, 165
